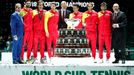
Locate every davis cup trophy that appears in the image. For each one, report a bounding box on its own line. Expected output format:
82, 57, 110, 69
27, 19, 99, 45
55, 18, 90, 57
65, 19, 81, 29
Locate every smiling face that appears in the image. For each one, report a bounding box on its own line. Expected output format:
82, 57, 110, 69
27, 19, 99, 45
101, 5, 107, 11
87, 3, 93, 11
25, 1, 31, 8
38, 2, 44, 10
51, 3, 56, 10
73, 5, 79, 12
15, 3, 21, 12
113, 3, 120, 12
61, 2, 67, 9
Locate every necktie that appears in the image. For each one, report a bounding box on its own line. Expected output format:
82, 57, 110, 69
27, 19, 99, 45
113, 13, 117, 23
62, 10, 65, 21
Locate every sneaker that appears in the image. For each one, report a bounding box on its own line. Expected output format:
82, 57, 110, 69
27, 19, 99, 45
26, 58, 37, 64
106, 59, 109, 63
93, 59, 97, 63
20, 59, 26, 64
98, 59, 103, 63
40, 57, 47, 64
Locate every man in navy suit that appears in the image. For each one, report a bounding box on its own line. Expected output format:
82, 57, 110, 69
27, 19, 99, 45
58, 1, 71, 29
10, 3, 24, 64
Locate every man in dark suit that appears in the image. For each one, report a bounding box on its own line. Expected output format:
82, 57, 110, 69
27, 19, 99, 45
111, 3, 127, 64
58, 1, 71, 29
10, 3, 24, 64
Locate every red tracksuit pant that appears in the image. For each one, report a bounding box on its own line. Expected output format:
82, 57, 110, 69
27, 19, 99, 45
47, 33, 58, 58
99, 35, 111, 59
86, 31, 97, 59
33, 31, 45, 59
21, 31, 33, 60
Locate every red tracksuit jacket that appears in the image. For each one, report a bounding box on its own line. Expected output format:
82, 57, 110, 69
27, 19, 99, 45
83, 10, 98, 32
21, 8, 33, 32
98, 10, 112, 36
45, 9, 59, 35
33, 9, 46, 33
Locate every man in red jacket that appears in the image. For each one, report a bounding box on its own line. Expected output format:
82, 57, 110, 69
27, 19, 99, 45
98, 2, 112, 63
69, 4, 82, 29
44, 2, 59, 60
82, 2, 98, 63
20, 0, 33, 62
33, 1, 46, 64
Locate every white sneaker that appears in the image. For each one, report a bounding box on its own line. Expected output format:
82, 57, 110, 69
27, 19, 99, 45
93, 59, 97, 63
106, 59, 109, 63
98, 59, 103, 63
34, 58, 39, 64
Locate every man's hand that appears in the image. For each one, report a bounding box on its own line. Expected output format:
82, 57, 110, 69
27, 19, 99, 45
112, 24, 119, 28
13, 35, 18, 41
46, 32, 49, 37
83, 23, 86, 27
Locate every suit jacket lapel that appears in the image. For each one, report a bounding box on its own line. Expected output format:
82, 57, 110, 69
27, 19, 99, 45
16, 13, 23, 23
116, 11, 121, 21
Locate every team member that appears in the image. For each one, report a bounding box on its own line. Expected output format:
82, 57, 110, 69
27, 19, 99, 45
82, 2, 98, 63
45, 2, 59, 60
20, 0, 33, 62
10, 3, 24, 64
69, 4, 82, 29
33, 0, 46, 64
112, 3, 127, 64
98, 2, 112, 63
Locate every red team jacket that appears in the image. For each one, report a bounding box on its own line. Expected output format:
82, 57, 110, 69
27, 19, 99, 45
98, 10, 112, 36
20, 7, 33, 32
45, 9, 59, 34
82, 10, 98, 32
33, 9, 46, 33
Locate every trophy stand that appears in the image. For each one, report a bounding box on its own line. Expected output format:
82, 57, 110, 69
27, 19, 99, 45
55, 19, 90, 57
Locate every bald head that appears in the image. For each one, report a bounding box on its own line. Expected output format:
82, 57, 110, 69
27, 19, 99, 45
61, 1, 67, 9
15, 3, 21, 12
113, 3, 120, 12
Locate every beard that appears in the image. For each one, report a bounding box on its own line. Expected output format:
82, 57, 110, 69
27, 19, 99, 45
26, 5, 30, 8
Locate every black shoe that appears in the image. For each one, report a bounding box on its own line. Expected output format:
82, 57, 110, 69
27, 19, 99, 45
122, 60, 125, 64
112, 60, 119, 64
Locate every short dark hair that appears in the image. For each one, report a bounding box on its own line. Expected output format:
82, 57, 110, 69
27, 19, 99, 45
88, 2, 95, 7
37, 0, 44, 6
25, 0, 31, 2
51, 1, 56, 6
73, 4, 79, 8
101, 2, 107, 6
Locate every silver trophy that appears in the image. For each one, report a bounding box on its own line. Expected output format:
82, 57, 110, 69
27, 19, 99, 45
74, 39, 77, 44
71, 30, 74, 35
62, 39, 65, 44
77, 30, 80, 36
68, 39, 71, 44
65, 19, 81, 29
65, 30, 68, 35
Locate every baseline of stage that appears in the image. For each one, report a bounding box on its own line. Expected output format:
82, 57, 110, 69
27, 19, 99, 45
1, 52, 134, 66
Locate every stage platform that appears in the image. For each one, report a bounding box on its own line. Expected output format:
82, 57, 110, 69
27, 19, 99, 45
0, 52, 134, 75
1, 52, 134, 65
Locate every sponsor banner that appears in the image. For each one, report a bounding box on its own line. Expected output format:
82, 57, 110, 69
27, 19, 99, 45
0, 65, 134, 75
27, 2, 89, 7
